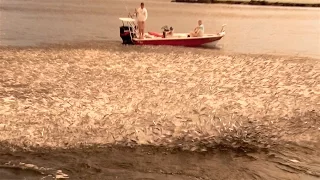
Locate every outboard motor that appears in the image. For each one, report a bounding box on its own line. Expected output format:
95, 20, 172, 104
120, 26, 136, 44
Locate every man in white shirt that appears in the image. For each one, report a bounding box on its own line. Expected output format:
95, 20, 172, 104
135, 2, 148, 39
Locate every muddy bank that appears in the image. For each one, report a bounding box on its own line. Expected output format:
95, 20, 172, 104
173, 0, 320, 7
0, 45, 319, 179
0, 142, 320, 180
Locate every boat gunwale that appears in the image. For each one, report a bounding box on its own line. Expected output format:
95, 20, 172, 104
133, 33, 225, 42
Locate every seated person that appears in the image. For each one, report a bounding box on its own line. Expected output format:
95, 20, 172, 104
188, 20, 204, 37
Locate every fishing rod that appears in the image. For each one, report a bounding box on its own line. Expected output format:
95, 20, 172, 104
120, 0, 138, 31
120, 0, 130, 16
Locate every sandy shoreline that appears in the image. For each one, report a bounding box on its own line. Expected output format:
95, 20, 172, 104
0, 45, 319, 179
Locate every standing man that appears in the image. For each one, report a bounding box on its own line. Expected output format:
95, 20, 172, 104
135, 2, 148, 39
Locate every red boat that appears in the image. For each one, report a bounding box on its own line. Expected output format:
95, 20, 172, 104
119, 17, 226, 47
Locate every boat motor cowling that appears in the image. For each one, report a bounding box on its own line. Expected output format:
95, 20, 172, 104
120, 26, 136, 44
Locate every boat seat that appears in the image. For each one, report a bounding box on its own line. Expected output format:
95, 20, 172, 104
148, 32, 163, 37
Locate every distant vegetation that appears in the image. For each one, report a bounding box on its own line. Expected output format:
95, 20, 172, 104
173, 0, 320, 7
174, 0, 212, 3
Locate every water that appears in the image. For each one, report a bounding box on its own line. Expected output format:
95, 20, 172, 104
0, 0, 320, 58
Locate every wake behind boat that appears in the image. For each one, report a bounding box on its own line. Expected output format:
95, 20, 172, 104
119, 17, 226, 47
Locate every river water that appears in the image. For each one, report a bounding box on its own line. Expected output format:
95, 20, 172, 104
0, 0, 320, 58
0, 1, 320, 180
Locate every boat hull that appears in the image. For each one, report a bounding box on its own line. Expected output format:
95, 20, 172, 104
132, 33, 224, 47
